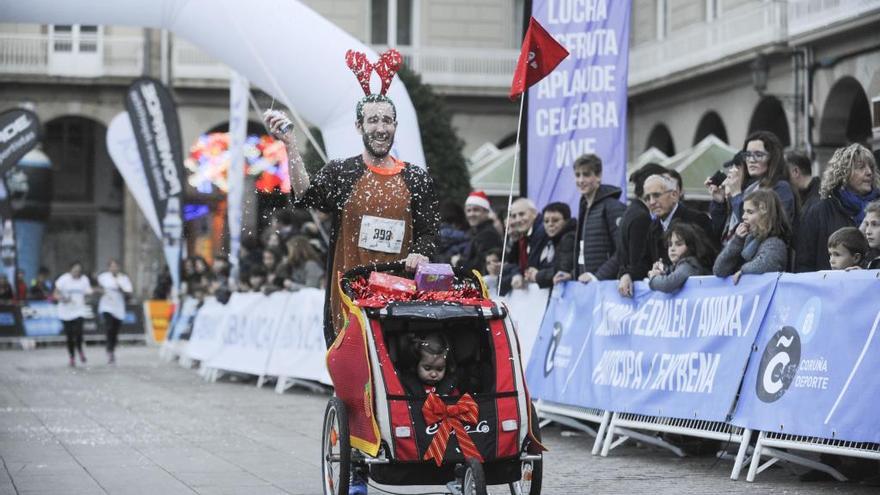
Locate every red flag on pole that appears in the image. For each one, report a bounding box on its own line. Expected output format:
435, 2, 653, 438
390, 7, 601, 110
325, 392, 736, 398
509, 17, 570, 100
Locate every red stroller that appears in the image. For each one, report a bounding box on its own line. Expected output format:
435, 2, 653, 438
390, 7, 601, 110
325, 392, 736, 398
321, 262, 544, 495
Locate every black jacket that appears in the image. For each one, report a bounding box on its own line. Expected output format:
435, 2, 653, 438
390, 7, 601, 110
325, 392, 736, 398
575, 185, 626, 280
645, 203, 714, 266
460, 219, 502, 273
795, 193, 855, 272
617, 201, 653, 280
535, 218, 578, 288
799, 177, 821, 215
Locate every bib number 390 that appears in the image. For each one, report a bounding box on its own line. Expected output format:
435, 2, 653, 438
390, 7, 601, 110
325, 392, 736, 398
359, 215, 405, 254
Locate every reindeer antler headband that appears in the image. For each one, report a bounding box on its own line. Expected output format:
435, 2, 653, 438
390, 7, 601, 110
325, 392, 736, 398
345, 49, 403, 96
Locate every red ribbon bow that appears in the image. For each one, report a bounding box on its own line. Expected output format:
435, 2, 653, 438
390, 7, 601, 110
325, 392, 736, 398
422, 393, 484, 466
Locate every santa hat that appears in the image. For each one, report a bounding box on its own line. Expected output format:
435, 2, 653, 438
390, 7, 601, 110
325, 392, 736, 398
465, 191, 491, 211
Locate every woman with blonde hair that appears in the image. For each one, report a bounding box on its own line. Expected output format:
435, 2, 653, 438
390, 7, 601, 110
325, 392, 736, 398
796, 143, 879, 272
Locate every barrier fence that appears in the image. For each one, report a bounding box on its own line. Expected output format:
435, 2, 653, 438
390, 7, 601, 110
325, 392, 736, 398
0, 300, 145, 343
524, 270, 880, 481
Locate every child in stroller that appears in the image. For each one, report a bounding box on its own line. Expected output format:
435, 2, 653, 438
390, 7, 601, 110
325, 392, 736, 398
400, 332, 460, 397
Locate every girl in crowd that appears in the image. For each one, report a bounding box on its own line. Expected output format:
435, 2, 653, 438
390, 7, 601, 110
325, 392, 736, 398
714, 189, 791, 283
648, 222, 715, 293
797, 143, 879, 271
54, 261, 93, 367
861, 199, 880, 269
826, 227, 869, 271
281, 236, 325, 290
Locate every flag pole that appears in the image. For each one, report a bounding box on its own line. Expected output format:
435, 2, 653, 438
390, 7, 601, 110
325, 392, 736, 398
497, 94, 526, 298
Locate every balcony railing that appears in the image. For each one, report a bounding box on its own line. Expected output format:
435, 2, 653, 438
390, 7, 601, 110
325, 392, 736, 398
0, 33, 143, 78
628, 1, 787, 88
170, 38, 519, 92
788, 0, 880, 37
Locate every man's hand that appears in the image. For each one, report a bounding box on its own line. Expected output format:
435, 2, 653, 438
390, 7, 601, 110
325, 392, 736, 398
578, 272, 595, 283
618, 273, 633, 298
404, 253, 429, 272
263, 110, 295, 145
552, 271, 572, 285
524, 267, 538, 283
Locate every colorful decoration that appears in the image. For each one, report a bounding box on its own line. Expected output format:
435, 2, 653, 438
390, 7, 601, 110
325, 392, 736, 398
348, 276, 483, 308
422, 393, 484, 466
184, 132, 291, 194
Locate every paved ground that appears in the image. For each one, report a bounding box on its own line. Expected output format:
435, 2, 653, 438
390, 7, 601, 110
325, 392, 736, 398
0, 344, 875, 495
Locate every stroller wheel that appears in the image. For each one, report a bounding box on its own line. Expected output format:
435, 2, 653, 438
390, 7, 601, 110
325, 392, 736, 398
462, 458, 487, 495
509, 408, 543, 495
322, 397, 350, 495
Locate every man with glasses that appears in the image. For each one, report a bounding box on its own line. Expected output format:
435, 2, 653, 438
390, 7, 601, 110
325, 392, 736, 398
622, 174, 713, 297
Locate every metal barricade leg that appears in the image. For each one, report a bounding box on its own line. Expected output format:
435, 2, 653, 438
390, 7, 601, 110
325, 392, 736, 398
730, 428, 752, 480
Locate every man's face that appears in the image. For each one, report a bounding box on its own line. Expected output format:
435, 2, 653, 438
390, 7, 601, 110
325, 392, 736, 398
574, 167, 601, 197
509, 202, 537, 235
860, 212, 880, 249
642, 178, 678, 219
847, 160, 875, 196
357, 101, 397, 159
543, 211, 565, 238
465, 205, 489, 227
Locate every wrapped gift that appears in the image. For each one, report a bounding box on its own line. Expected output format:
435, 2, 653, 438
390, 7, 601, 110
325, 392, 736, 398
415, 263, 455, 292
368, 271, 416, 299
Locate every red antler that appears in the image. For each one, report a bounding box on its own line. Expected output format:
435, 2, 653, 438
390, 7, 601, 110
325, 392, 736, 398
373, 49, 403, 96
345, 49, 373, 96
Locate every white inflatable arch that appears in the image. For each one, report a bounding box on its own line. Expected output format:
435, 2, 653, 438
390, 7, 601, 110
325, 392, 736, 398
1, 0, 426, 166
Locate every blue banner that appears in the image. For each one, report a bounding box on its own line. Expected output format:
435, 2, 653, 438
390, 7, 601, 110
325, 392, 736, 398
525, 274, 778, 421
528, 0, 630, 209
731, 271, 880, 443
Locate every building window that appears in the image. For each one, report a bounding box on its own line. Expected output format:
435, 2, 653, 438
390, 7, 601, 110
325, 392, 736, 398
371, 0, 413, 46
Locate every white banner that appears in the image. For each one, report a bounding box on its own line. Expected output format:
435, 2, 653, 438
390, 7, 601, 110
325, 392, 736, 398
106, 112, 161, 237
204, 291, 289, 376
184, 296, 232, 362
495, 283, 550, 365
227, 71, 248, 283
264, 288, 330, 385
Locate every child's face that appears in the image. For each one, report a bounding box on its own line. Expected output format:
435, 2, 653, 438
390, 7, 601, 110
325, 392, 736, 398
249, 275, 265, 289
543, 211, 565, 238
828, 244, 860, 270
417, 353, 446, 385
741, 200, 765, 233
667, 233, 688, 264
485, 254, 501, 276
861, 212, 880, 249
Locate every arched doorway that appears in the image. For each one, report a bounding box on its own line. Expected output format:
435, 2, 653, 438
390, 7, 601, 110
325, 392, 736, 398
645, 124, 676, 156
819, 77, 872, 147
748, 96, 791, 147
693, 111, 728, 145
41, 116, 123, 278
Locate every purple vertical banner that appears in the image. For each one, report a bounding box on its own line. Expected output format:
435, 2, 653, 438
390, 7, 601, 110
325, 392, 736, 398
528, 1, 631, 210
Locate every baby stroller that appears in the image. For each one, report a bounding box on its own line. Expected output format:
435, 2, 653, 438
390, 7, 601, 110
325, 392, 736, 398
321, 262, 544, 495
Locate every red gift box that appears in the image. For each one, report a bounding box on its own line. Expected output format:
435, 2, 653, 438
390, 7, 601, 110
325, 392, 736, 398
368, 272, 417, 299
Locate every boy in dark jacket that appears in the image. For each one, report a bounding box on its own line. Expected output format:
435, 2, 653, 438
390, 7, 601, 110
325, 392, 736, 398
570, 154, 625, 283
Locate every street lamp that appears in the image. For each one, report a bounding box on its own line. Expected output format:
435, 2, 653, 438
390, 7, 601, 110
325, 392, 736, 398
750, 54, 769, 95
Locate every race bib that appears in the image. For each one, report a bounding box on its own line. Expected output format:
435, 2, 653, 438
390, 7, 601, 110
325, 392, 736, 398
358, 215, 405, 254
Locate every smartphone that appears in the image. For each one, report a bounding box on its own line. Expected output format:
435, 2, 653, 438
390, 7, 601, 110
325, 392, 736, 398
709, 170, 727, 187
